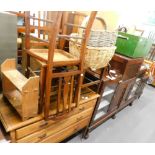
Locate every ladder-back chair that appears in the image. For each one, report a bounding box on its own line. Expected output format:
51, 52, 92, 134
24, 11, 97, 120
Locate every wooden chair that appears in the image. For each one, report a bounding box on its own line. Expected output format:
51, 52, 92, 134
24, 11, 97, 120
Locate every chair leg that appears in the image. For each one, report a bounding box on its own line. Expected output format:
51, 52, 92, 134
82, 128, 89, 139
74, 72, 85, 106
129, 102, 133, 106
26, 54, 30, 78
39, 66, 46, 113
112, 114, 116, 119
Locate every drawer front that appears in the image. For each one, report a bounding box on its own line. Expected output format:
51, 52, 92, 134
16, 108, 93, 142
16, 99, 96, 140
40, 116, 90, 143
17, 129, 46, 143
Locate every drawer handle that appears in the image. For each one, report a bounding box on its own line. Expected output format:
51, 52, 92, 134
39, 121, 48, 128
76, 116, 84, 122
79, 107, 85, 111
38, 133, 46, 139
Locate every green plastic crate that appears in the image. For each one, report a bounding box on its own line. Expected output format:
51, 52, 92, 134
115, 32, 153, 58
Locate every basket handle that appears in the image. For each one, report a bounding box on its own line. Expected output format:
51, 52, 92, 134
95, 17, 107, 30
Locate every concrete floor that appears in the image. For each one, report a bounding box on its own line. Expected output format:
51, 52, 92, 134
67, 85, 155, 143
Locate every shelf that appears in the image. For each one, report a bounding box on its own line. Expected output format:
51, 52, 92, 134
4, 90, 22, 115
94, 110, 106, 121
102, 86, 115, 97
102, 89, 115, 97
98, 99, 110, 111
3, 70, 27, 91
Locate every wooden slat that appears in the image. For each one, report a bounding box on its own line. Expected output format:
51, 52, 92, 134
43, 11, 46, 39
63, 76, 71, 111
29, 15, 54, 23
30, 41, 49, 47
65, 23, 86, 29
38, 11, 41, 38
57, 77, 62, 113
52, 70, 81, 78
82, 80, 101, 88
69, 76, 74, 112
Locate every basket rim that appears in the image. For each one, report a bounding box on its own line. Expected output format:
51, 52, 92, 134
70, 40, 117, 50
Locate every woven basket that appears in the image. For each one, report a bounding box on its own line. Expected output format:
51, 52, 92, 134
78, 16, 117, 47
87, 30, 117, 47
69, 37, 116, 70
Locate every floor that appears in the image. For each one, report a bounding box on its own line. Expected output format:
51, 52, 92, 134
67, 85, 155, 143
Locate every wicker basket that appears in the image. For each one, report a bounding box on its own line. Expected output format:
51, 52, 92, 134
69, 37, 116, 70
87, 30, 117, 47
78, 16, 117, 47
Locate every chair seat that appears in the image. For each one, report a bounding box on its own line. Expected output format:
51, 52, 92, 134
27, 49, 80, 67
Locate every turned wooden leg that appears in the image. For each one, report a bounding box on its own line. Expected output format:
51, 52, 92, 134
83, 133, 89, 139
129, 102, 133, 106
112, 114, 116, 119
39, 66, 46, 113
82, 128, 89, 139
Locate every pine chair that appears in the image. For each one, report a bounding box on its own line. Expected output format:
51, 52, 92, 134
24, 11, 97, 120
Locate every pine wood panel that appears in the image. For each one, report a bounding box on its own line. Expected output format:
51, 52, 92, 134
16, 108, 93, 142
0, 93, 98, 132
16, 99, 95, 139
40, 117, 90, 143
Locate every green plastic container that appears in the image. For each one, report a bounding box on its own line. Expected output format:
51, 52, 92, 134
115, 32, 153, 58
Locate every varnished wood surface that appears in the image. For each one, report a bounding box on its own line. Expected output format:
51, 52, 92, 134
16, 109, 93, 142
40, 116, 90, 143
0, 96, 43, 132
27, 48, 80, 66
1, 59, 39, 121
0, 88, 99, 132
110, 53, 144, 80
18, 26, 35, 33
2, 70, 27, 91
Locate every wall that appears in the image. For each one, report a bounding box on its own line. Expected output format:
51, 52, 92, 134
80, 11, 120, 31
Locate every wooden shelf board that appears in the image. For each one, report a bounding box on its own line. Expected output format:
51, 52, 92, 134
98, 100, 110, 111
3, 70, 27, 91
0, 95, 43, 132
94, 110, 106, 121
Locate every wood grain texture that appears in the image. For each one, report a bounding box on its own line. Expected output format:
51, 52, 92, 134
1, 59, 39, 121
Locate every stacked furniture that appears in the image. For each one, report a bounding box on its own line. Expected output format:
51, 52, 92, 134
0, 11, 101, 142
0, 11, 149, 142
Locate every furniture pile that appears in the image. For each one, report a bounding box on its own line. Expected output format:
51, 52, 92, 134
0, 11, 149, 142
